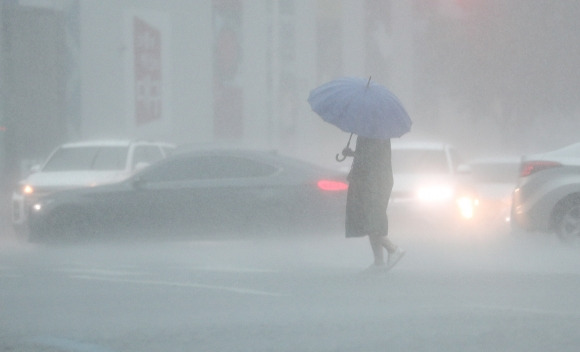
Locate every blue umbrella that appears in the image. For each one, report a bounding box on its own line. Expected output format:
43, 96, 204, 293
308, 77, 412, 161
308, 76, 412, 140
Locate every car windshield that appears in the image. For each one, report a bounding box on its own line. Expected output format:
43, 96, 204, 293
392, 149, 449, 174
42, 146, 129, 171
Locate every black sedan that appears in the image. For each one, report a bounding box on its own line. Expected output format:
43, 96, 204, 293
27, 149, 349, 242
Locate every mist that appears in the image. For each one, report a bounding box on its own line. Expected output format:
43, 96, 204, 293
3, 229, 580, 351
2, 1, 580, 351
3, 1, 580, 175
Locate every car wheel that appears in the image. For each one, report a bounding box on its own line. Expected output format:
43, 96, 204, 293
554, 197, 580, 244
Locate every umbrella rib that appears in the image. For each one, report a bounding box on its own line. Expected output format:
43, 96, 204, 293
308, 76, 412, 139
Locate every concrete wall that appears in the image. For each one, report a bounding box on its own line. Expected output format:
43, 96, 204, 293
79, 0, 213, 145
4, 0, 414, 166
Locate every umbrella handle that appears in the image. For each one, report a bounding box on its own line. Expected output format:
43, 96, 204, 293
335, 133, 355, 162
346, 132, 354, 148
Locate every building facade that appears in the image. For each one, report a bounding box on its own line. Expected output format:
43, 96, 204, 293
0, 0, 416, 183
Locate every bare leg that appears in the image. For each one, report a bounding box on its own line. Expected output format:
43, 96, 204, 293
381, 236, 397, 254
369, 235, 385, 265
383, 236, 405, 268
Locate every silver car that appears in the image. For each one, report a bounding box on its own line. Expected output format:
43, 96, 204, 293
12, 139, 176, 237
511, 142, 580, 243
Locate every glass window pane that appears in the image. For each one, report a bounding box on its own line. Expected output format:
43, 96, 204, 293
42, 146, 128, 172
92, 147, 129, 170
142, 155, 279, 182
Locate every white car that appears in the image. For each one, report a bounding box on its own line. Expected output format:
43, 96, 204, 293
467, 157, 520, 233
12, 139, 175, 234
511, 142, 580, 243
388, 141, 475, 233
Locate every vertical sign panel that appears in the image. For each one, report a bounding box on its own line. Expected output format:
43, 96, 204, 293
133, 16, 162, 125
212, 0, 243, 141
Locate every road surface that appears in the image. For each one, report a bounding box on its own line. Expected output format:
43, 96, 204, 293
1, 229, 579, 351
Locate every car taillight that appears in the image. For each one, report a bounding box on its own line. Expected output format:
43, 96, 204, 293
317, 180, 348, 191
519, 160, 562, 177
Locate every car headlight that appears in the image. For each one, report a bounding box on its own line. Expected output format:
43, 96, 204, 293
456, 196, 478, 219
416, 185, 454, 202
22, 184, 34, 195
31, 198, 54, 213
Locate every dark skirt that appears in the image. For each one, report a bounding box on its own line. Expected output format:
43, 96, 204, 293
345, 178, 390, 238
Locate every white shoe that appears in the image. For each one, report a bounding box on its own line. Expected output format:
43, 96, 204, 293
387, 248, 405, 270
361, 263, 388, 275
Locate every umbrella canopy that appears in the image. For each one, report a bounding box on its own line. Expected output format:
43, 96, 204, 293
308, 77, 412, 140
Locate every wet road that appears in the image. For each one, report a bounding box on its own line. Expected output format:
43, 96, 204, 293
1, 230, 580, 352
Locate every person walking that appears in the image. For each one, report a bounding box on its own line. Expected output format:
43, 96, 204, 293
345, 135, 405, 272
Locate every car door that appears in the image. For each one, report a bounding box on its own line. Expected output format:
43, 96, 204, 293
130, 152, 282, 234
186, 154, 283, 230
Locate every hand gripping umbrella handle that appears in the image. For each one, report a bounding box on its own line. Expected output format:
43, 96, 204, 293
335, 133, 354, 162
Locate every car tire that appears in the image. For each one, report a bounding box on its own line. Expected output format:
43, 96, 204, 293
554, 196, 580, 245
